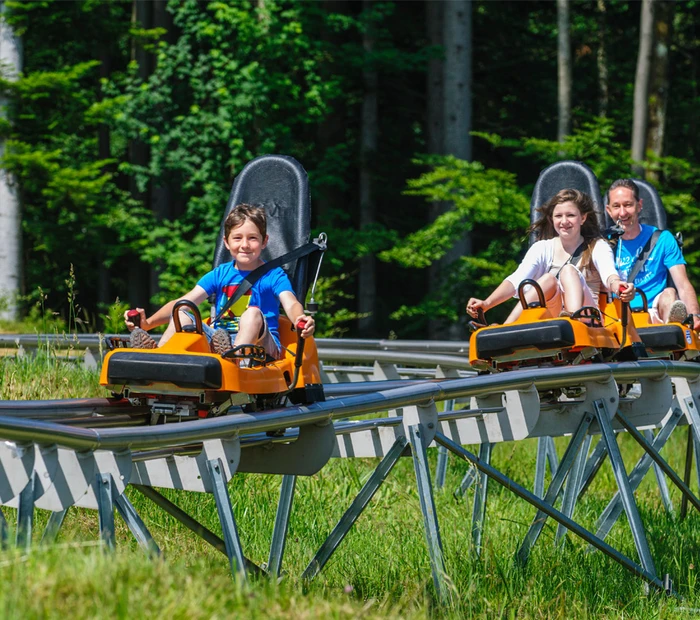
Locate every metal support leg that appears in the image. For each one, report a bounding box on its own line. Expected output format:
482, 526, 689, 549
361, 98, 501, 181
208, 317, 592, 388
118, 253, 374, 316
409, 424, 448, 605
41, 509, 68, 545
694, 435, 700, 494
96, 473, 115, 551
435, 446, 449, 490
681, 426, 693, 520
132, 484, 264, 575
546, 436, 559, 475
16, 474, 35, 550
578, 438, 608, 500
593, 400, 657, 577
207, 458, 246, 581
435, 432, 670, 593
556, 435, 591, 544
0, 508, 9, 548
114, 493, 161, 556
516, 413, 593, 566
615, 411, 700, 515
435, 400, 455, 490
302, 436, 407, 581
645, 429, 674, 516
268, 474, 296, 578
472, 443, 492, 556
454, 467, 477, 499
534, 437, 548, 499
594, 406, 682, 542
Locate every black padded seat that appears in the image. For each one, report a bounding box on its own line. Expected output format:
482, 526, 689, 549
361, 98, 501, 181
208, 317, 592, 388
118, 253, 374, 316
529, 161, 604, 243
108, 352, 222, 389
604, 178, 667, 231
475, 320, 577, 359
212, 155, 312, 300
638, 325, 687, 353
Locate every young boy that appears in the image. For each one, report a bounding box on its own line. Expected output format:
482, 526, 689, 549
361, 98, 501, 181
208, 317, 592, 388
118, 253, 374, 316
125, 203, 315, 357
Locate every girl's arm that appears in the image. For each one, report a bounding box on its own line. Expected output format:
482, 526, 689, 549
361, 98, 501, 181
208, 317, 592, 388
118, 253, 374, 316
467, 280, 517, 318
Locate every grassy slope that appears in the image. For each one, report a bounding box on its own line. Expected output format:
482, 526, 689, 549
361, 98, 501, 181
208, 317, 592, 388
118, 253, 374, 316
1, 353, 700, 618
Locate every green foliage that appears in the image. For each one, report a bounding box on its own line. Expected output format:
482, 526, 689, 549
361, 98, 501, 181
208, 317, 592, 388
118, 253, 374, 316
310, 274, 366, 338
99, 298, 130, 335
382, 157, 529, 269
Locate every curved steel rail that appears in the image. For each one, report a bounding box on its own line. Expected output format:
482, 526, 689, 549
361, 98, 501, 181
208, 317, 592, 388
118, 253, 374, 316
0, 361, 693, 451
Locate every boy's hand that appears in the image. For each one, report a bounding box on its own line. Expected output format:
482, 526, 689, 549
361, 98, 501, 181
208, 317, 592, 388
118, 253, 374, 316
297, 314, 315, 338
124, 308, 149, 332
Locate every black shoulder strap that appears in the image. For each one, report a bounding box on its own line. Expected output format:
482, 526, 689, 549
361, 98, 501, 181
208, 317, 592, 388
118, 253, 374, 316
627, 229, 662, 284
214, 239, 325, 324
555, 242, 586, 278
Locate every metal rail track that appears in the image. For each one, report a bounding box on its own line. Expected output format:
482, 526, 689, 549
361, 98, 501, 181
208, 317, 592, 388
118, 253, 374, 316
1, 341, 700, 600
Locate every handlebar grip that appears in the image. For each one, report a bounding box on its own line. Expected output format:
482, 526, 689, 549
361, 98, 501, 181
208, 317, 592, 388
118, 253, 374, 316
127, 309, 141, 328
296, 319, 307, 331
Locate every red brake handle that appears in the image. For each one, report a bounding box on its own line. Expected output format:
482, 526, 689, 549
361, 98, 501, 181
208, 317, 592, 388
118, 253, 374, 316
127, 309, 141, 327
296, 319, 307, 331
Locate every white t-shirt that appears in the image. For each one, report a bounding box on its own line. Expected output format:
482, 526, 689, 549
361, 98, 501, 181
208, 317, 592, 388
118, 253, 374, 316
504, 238, 620, 300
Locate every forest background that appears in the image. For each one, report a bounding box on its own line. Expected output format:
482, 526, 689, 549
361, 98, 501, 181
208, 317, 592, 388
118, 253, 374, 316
0, 0, 699, 340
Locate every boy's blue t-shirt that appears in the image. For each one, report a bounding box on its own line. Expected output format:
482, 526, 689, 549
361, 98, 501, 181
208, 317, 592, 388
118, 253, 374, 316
614, 224, 685, 309
197, 262, 294, 346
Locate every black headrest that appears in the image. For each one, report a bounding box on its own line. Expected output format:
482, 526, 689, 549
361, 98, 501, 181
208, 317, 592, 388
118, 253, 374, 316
603, 178, 667, 231
212, 155, 311, 299
529, 161, 604, 244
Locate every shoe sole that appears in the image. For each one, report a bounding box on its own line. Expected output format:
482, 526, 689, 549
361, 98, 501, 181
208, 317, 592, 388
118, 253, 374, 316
668, 300, 688, 324
211, 329, 232, 356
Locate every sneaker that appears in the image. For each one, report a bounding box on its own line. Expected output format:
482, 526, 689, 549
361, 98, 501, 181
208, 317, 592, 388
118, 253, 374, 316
559, 310, 573, 318
667, 300, 688, 324
211, 328, 232, 356
129, 328, 157, 349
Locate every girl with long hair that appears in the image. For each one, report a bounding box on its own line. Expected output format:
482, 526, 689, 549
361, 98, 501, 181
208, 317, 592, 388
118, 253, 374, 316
467, 189, 635, 323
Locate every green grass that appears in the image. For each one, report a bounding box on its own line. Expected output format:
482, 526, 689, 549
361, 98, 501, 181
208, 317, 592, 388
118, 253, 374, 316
1, 354, 700, 618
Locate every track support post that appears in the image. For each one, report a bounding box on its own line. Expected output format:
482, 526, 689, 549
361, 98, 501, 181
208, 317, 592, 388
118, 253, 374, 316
16, 473, 36, 550
302, 436, 407, 581
207, 458, 247, 581
592, 399, 657, 577
41, 509, 68, 545
268, 474, 297, 578
517, 412, 593, 566
409, 424, 449, 604
96, 473, 115, 551
472, 442, 492, 556
114, 493, 161, 556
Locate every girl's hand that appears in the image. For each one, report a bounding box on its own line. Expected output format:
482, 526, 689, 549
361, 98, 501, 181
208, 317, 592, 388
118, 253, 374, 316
617, 282, 635, 302
466, 298, 486, 319
124, 308, 148, 332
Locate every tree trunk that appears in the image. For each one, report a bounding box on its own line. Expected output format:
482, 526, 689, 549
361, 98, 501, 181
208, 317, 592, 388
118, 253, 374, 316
427, 1, 444, 158
0, 1, 22, 321
557, 0, 572, 142
631, 0, 656, 178
646, 0, 674, 183
426, 0, 446, 338
437, 0, 472, 340
128, 0, 153, 309
358, 0, 378, 336
315, 0, 349, 230
597, 0, 608, 117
